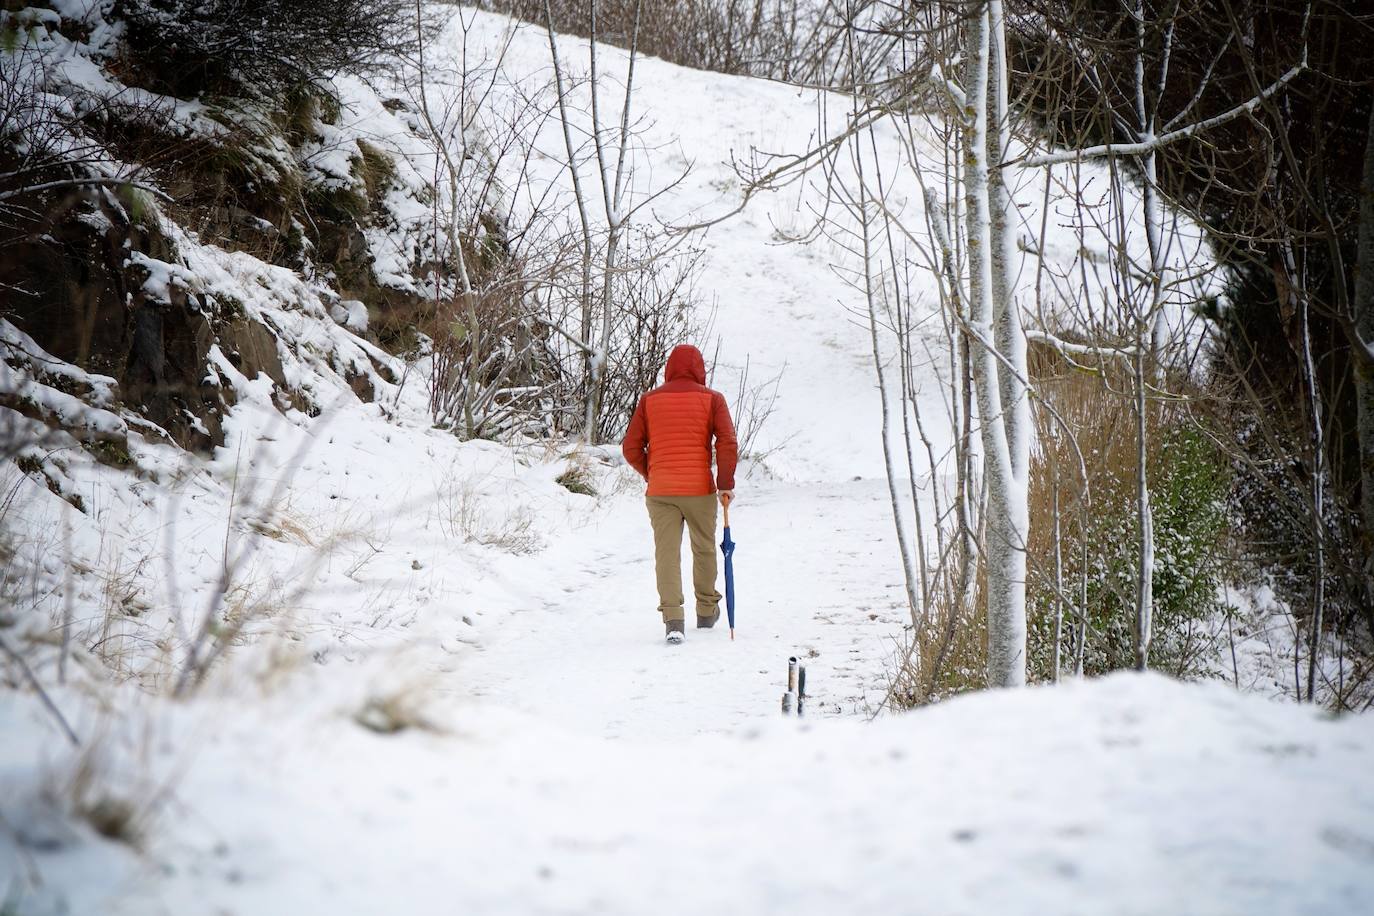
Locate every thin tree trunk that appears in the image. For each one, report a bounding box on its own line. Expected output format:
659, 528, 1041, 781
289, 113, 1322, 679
1353, 105, 1374, 606
1299, 268, 1326, 702
926, 188, 979, 625
965, 0, 1026, 688
846, 14, 923, 631
544, 1, 596, 431
1076, 511, 1088, 676
1051, 431, 1064, 683
584, 0, 642, 443
1132, 345, 1154, 671
988, 1, 1028, 482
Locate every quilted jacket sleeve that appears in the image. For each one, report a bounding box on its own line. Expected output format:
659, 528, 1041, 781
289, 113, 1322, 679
621, 396, 650, 480
711, 391, 738, 491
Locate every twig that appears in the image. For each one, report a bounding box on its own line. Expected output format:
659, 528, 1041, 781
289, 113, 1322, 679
0, 634, 80, 747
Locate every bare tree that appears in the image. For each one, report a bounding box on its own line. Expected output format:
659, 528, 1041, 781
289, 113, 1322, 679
541, 0, 698, 442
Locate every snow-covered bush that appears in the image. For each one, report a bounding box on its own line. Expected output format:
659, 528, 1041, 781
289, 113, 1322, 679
117, 0, 429, 96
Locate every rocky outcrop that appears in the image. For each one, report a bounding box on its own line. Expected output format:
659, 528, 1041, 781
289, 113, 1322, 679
0, 6, 434, 468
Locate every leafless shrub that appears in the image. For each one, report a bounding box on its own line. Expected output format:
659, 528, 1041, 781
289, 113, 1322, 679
0, 26, 165, 275
883, 554, 989, 709
408, 9, 570, 440
568, 235, 712, 442
488, 0, 882, 86
1199, 356, 1374, 710
408, 4, 716, 444
728, 354, 787, 462
426, 265, 562, 440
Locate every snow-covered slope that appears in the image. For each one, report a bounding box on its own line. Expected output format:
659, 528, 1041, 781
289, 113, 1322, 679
1, 6, 1368, 915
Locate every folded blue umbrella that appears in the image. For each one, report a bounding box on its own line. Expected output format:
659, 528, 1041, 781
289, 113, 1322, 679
720, 498, 736, 639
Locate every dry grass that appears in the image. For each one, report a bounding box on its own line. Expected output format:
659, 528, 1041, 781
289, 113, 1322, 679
42, 727, 169, 850
555, 451, 599, 497
86, 538, 155, 680
1024, 350, 1138, 679
246, 509, 316, 546
354, 680, 442, 735
438, 475, 543, 555
1025, 345, 1234, 680
883, 561, 988, 709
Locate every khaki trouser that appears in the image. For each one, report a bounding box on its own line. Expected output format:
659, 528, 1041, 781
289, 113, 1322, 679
646, 495, 721, 623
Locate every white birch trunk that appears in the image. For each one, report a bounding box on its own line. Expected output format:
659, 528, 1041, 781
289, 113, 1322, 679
1131, 0, 1161, 670
965, 1, 1026, 688
988, 1, 1030, 482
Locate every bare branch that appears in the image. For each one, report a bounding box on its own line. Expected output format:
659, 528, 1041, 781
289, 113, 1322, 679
1012, 55, 1308, 169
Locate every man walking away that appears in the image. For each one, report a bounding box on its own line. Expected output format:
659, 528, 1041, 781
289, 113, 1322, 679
621, 344, 738, 644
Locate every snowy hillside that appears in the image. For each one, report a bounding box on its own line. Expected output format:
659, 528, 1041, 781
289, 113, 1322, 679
1, 4, 1370, 915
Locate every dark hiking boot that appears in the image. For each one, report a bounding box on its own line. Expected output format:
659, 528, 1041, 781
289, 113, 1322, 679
665, 620, 685, 645
696, 609, 720, 629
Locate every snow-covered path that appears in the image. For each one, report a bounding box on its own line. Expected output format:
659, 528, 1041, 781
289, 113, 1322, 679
433, 10, 929, 742
457, 476, 911, 740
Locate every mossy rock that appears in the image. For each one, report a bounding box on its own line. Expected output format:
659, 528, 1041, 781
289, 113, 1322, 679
89, 438, 135, 469
304, 179, 369, 226
356, 141, 398, 212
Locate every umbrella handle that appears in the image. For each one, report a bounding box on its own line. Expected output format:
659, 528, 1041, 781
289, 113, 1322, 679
721, 492, 731, 527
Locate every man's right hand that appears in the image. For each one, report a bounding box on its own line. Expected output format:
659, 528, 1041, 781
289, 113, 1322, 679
719, 490, 734, 508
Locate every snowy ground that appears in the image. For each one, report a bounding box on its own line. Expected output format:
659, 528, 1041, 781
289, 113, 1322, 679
3, 6, 1373, 915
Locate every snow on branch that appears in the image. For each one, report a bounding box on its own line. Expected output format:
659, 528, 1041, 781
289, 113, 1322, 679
927, 62, 967, 114
1024, 328, 1139, 361
0, 176, 170, 204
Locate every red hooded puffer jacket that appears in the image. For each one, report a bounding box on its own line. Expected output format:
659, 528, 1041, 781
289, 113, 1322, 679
621, 345, 738, 497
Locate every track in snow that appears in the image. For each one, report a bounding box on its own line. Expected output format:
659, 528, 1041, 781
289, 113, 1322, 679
456, 476, 912, 740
